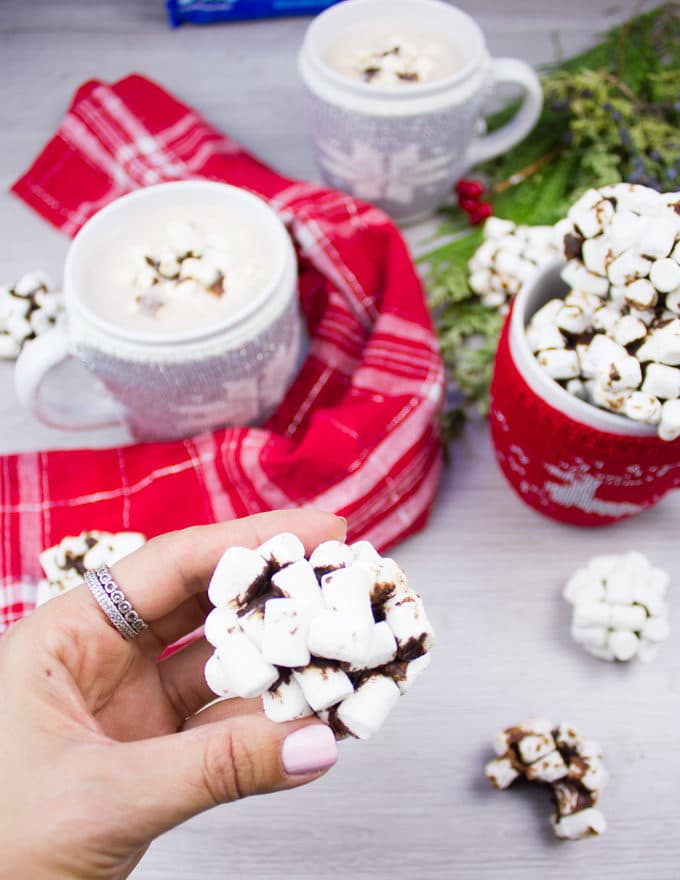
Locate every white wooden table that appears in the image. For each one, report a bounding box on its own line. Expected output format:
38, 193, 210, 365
2, 2, 679, 878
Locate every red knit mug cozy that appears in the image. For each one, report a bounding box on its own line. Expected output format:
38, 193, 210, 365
489, 260, 680, 526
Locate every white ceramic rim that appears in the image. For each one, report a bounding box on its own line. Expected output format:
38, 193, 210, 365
509, 256, 657, 438
63, 181, 293, 347
300, 0, 486, 100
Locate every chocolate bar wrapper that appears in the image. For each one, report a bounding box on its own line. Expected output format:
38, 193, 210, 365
167, 0, 341, 27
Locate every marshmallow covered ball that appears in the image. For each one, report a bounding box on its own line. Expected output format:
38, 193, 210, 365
485, 718, 607, 841
203, 534, 435, 740
564, 551, 670, 662
37, 530, 146, 606
0, 271, 64, 359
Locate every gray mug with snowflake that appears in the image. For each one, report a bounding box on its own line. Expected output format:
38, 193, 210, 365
298, 0, 542, 225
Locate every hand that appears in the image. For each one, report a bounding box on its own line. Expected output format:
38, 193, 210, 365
0, 510, 345, 880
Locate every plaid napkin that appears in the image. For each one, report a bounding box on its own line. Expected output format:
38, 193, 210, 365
3, 74, 444, 633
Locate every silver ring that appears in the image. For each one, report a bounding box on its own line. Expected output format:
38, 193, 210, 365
85, 566, 149, 641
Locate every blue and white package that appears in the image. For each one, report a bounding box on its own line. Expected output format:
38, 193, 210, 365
167, 0, 343, 26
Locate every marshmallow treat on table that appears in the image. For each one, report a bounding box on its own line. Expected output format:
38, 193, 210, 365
204, 533, 434, 740
37, 531, 146, 605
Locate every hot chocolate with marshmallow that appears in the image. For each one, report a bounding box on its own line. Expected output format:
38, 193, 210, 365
81, 204, 278, 337
323, 21, 465, 86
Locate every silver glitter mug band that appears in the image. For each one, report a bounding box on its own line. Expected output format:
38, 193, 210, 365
85, 566, 149, 640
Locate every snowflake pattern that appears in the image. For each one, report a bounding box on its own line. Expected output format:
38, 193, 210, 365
317, 140, 452, 205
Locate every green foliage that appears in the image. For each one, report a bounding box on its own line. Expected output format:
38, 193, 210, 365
421, 3, 680, 440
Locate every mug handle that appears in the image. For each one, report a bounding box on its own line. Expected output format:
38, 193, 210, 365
465, 58, 543, 167
14, 321, 123, 431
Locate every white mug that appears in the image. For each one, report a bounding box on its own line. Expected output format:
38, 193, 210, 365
298, 0, 543, 224
15, 182, 302, 442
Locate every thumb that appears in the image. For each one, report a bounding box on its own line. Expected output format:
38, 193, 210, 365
115, 716, 338, 837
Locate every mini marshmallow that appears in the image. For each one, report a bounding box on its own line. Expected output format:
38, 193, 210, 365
483, 217, 516, 238
167, 219, 204, 256
207, 546, 268, 608
383, 590, 435, 656
0, 334, 21, 359
556, 304, 590, 335
607, 209, 647, 254
239, 607, 265, 650
525, 749, 569, 783
659, 399, 680, 441
527, 323, 566, 354
595, 352, 642, 391
261, 598, 311, 667
608, 630, 639, 662
665, 289, 680, 314
351, 540, 382, 564
372, 556, 408, 602
607, 250, 652, 286
396, 652, 431, 694
309, 540, 355, 572
262, 674, 313, 723
293, 663, 354, 712
642, 616, 671, 643
307, 609, 373, 666
650, 258, 680, 294
570, 625, 608, 649
641, 363, 680, 400
638, 215, 679, 259
321, 563, 375, 627
568, 191, 613, 238
517, 733, 555, 764
212, 627, 279, 698
530, 298, 564, 328
204, 606, 240, 647
623, 391, 662, 425
573, 600, 611, 628
485, 757, 520, 789
566, 378, 587, 399
565, 289, 603, 316
271, 559, 324, 615
561, 260, 609, 296
336, 675, 400, 740
592, 306, 621, 333
203, 653, 236, 698
481, 291, 507, 309
537, 348, 580, 380
636, 320, 680, 365
356, 621, 398, 670
552, 809, 606, 840
563, 568, 605, 604
257, 532, 305, 568
611, 315, 647, 348
581, 237, 611, 277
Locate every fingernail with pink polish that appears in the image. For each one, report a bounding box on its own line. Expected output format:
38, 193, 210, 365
282, 725, 338, 776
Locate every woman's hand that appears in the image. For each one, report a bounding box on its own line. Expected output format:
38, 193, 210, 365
0, 509, 345, 880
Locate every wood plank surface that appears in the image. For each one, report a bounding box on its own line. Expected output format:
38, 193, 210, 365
1, 2, 678, 878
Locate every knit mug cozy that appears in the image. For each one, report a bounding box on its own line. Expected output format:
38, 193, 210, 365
489, 260, 680, 526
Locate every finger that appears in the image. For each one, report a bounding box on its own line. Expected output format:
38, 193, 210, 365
66, 509, 345, 647
117, 717, 338, 837
159, 637, 217, 718
182, 697, 265, 730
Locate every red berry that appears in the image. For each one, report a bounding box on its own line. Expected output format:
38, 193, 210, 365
459, 197, 480, 214
469, 202, 492, 225
455, 178, 485, 200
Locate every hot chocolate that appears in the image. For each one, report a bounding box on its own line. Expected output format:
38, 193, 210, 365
80, 201, 279, 338
323, 21, 465, 86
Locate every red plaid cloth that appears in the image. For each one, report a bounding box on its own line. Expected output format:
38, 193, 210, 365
3, 74, 445, 633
